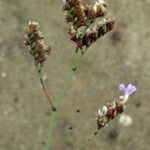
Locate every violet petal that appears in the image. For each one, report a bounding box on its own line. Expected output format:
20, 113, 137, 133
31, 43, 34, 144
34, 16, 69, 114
119, 84, 126, 93
128, 86, 137, 95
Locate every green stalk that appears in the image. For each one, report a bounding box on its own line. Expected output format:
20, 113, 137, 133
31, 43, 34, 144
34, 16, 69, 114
77, 130, 99, 150
45, 52, 84, 150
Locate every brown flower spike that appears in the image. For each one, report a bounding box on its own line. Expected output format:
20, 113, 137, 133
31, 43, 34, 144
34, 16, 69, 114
96, 100, 125, 129
63, 0, 115, 52
69, 18, 114, 49
24, 21, 51, 67
96, 84, 137, 129
63, 0, 86, 29
24, 21, 56, 111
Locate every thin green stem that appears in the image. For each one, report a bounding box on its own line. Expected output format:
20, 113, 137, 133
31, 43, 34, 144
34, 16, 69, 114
45, 22, 89, 150
77, 130, 99, 150
45, 52, 84, 150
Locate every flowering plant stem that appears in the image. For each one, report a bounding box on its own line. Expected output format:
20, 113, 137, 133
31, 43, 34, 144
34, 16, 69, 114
77, 130, 99, 150
45, 51, 84, 150
37, 68, 56, 111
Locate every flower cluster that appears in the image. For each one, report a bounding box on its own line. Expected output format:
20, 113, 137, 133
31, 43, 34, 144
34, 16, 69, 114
84, 1, 107, 24
63, 0, 114, 51
69, 18, 114, 49
96, 84, 136, 129
63, 0, 107, 28
63, 0, 86, 29
24, 21, 51, 68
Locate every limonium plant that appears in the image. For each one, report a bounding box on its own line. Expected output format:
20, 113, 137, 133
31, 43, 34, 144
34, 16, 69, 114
23, 0, 137, 150
78, 84, 136, 150
24, 21, 56, 111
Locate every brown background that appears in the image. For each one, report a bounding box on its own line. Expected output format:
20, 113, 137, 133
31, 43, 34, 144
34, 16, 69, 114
0, 0, 150, 150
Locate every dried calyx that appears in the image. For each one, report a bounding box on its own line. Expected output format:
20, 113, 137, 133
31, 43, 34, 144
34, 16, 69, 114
96, 100, 125, 129
63, 0, 107, 28
63, 0, 86, 28
69, 18, 114, 49
63, 0, 114, 52
24, 21, 51, 68
84, 1, 107, 24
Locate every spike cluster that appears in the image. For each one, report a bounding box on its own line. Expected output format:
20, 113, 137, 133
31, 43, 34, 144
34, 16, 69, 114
96, 100, 125, 129
84, 2, 107, 24
63, 0, 114, 51
63, 0, 108, 28
96, 84, 136, 129
63, 0, 86, 28
24, 21, 51, 68
69, 18, 114, 49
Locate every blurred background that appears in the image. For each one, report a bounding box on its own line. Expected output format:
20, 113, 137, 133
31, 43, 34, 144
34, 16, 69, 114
0, 0, 150, 149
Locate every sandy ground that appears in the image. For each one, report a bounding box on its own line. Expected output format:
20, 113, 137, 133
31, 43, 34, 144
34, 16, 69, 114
0, 0, 150, 150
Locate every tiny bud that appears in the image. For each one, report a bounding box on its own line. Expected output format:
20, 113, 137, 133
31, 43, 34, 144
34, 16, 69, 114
101, 106, 108, 115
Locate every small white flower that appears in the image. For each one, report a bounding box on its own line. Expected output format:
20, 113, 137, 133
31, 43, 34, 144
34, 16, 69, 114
94, 0, 106, 12
62, 0, 66, 3
29, 20, 38, 26
98, 0, 105, 4
86, 28, 91, 35
98, 106, 108, 117
98, 109, 103, 116
92, 27, 97, 33
124, 94, 129, 100
119, 95, 124, 99
119, 94, 129, 101
94, 2, 98, 12
70, 26, 76, 34
101, 106, 108, 115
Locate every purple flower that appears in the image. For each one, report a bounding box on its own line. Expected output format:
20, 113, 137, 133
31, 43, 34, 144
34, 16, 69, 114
119, 84, 137, 98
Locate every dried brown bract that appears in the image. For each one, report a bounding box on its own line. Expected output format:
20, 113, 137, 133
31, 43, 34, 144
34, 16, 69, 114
84, 5, 96, 23
69, 18, 115, 49
96, 100, 125, 129
24, 21, 51, 68
63, 0, 114, 52
84, 2, 107, 23
63, 0, 86, 28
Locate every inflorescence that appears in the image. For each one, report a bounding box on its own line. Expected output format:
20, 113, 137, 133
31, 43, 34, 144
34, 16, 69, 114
96, 84, 136, 129
24, 21, 51, 68
63, 0, 115, 51
24, 21, 56, 111
23, 1, 137, 149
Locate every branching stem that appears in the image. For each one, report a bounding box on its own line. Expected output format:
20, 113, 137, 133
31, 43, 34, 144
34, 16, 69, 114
45, 51, 84, 150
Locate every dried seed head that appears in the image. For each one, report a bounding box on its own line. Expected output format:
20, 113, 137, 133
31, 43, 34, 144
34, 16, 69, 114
96, 84, 136, 130
63, 0, 115, 52
95, 3, 107, 17
24, 21, 51, 68
96, 100, 125, 129
84, 5, 97, 22
68, 18, 114, 49
101, 106, 108, 115
63, 0, 86, 28
70, 18, 114, 49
